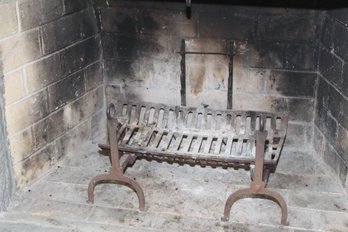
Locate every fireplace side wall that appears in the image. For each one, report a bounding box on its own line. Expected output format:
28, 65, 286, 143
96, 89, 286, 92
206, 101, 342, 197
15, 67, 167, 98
0, 33, 14, 210
0, 0, 104, 189
94, 0, 322, 148
315, 9, 348, 187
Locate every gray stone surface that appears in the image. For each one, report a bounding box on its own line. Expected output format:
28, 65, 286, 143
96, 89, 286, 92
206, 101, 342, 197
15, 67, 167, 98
313, 125, 348, 188
0, 38, 14, 211
0, 222, 68, 232
0, 107, 14, 211
319, 47, 343, 90
0, 141, 347, 231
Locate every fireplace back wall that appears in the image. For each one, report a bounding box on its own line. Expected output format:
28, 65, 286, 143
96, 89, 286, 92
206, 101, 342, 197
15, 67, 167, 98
94, 0, 321, 149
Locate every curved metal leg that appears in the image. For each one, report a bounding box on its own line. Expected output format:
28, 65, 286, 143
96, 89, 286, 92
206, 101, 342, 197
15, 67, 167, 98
87, 172, 145, 210
222, 188, 253, 221
88, 118, 145, 210
118, 175, 145, 210
222, 187, 289, 226
222, 130, 289, 225
264, 189, 288, 225
87, 173, 110, 204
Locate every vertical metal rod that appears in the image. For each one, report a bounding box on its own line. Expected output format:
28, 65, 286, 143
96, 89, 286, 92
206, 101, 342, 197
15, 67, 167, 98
180, 39, 186, 106
107, 120, 122, 175
227, 42, 234, 110
186, 0, 191, 19
253, 130, 267, 185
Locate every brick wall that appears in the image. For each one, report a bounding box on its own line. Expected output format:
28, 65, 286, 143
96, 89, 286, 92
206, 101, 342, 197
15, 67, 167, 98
0, 0, 104, 189
94, 0, 322, 148
315, 8, 348, 187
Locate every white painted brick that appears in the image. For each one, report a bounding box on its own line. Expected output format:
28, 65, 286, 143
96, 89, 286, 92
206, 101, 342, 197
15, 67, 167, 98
3, 69, 24, 104
0, 29, 42, 73
0, 2, 17, 38
8, 129, 33, 165
5, 90, 49, 135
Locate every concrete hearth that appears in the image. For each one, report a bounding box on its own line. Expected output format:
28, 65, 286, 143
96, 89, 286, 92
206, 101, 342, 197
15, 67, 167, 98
0, 141, 347, 231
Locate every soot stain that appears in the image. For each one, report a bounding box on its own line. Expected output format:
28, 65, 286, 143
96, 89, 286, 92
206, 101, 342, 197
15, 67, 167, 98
213, 65, 227, 89
107, 10, 163, 88
111, 9, 138, 34
269, 71, 316, 98
269, 71, 292, 95
247, 40, 285, 69
271, 98, 288, 112
138, 10, 161, 34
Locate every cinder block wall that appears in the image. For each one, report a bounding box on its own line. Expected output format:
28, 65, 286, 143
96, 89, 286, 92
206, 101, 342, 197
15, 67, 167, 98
0, 0, 104, 189
315, 8, 348, 187
94, 0, 323, 148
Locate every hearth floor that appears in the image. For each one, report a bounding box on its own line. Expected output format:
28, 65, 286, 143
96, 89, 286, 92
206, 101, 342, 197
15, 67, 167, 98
0, 141, 347, 232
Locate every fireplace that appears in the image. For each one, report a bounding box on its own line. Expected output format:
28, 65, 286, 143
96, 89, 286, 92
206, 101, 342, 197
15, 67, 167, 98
0, 0, 347, 228
97, 0, 348, 189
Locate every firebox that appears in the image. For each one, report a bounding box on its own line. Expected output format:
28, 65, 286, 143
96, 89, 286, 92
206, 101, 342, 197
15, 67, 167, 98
0, 0, 347, 231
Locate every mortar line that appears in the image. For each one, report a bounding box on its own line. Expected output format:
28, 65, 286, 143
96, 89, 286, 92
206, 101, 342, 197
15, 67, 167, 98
0, 219, 70, 230
6, 78, 103, 138
232, 93, 317, 107
317, 72, 348, 101
313, 124, 348, 167
234, 92, 315, 100
288, 205, 348, 215
4, 59, 101, 108
1, 34, 98, 77
0, 22, 37, 43
15, 1, 21, 32
319, 41, 347, 65
333, 16, 348, 28
11, 101, 102, 166
311, 125, 347, 191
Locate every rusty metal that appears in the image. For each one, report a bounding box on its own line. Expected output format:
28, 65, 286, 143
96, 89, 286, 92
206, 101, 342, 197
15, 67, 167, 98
227, 42, 234, 109
98, 144, 277, 170
87, 101, 289, 225
180, 39, 186, 106
186, 0, 191, 19
222, 130, 288, 225
186, 0, 191, 8
178, 51, 229, 55
87, 107, 145, 210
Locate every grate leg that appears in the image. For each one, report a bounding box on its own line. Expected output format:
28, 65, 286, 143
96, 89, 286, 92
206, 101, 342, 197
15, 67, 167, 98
87, 116, 145, 211
222, 130, 288, 226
